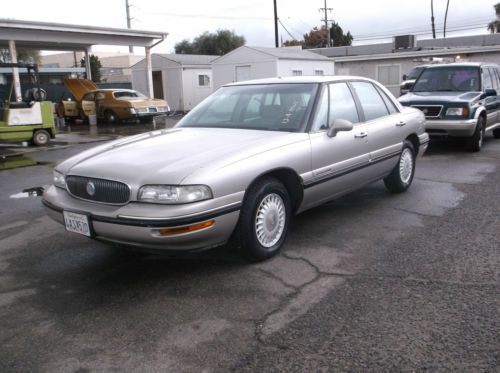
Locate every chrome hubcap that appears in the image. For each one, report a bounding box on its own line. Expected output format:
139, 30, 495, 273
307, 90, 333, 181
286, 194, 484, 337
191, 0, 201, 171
399, 148, 414, 184
255, 193, 286, 248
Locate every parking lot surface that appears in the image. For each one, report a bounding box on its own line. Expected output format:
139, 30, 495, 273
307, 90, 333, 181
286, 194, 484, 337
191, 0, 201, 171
0, 125, 499, 372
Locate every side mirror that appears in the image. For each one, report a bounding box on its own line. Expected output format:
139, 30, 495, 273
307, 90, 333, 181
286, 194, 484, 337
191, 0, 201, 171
484, 88, 497, 98
402, 74, 408, 81
327, 119, 354, 137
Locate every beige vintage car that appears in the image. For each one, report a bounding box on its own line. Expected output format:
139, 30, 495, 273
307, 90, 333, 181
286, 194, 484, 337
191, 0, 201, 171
61, 79, 169, 123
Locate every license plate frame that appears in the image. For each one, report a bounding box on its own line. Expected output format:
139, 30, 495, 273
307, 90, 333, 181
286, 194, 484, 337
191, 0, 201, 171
148, 107, 157, 113
63, 210, 93, 237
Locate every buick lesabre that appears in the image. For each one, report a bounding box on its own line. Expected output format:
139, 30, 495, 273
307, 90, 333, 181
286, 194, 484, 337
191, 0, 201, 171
43, 76, 429, 261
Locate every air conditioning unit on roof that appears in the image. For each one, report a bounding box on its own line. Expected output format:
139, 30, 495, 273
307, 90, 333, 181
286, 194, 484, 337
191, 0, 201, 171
394, 35, 416, 50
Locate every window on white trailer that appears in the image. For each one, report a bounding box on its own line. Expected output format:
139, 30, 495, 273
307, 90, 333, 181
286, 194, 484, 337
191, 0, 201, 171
292, 70, 303, 76
198, 74, 211, 87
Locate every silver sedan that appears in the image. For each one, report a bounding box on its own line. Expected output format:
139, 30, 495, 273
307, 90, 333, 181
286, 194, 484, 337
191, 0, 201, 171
43, 76, 429, 261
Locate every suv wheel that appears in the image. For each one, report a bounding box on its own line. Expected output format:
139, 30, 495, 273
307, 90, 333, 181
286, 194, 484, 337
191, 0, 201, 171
493, 128, 500, 139
467, 117, 485, 152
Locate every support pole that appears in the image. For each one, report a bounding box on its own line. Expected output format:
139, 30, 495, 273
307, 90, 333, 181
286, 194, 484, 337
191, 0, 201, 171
126, 0, 134, 53
84, 48, 92, 81
8, 40, 22, 102
273, 0, 279, 48
145, 46, 154, 98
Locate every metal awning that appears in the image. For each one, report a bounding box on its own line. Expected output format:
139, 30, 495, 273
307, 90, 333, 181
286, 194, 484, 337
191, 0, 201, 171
0, 19, 167, 99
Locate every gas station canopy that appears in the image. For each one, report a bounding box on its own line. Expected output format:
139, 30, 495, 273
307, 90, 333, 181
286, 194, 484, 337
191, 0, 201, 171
0, 18, 168, 98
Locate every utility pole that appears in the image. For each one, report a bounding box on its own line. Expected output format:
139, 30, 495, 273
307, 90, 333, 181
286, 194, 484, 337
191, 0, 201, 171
319, 0, 333, 47
431, 0, 436, 39
125, 0, 133, 53
443, 0, 450, 37
273, 0, 279, 48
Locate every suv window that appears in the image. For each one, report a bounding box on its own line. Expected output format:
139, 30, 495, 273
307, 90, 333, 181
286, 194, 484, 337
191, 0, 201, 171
351, 81, 389, 121
483, 68, 494, 90
487, 68, 500, 90
413, 66, 480, 92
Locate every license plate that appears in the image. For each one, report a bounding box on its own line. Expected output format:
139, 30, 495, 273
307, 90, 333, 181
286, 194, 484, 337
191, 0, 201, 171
63, 211, 92, 237
148, 107, 157, 113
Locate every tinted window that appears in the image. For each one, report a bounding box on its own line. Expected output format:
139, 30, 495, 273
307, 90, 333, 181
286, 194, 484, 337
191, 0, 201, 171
351, 81, 389, 121
329, 83, 359, 125
483, 68, 494, 89
488, 68, 499, 90
413, 66, 480, 92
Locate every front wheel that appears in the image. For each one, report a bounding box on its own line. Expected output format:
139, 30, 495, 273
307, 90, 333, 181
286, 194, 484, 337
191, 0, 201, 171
104, 110, 119, 124
384, 140, 416, 193
235, 177, 291, 261
466, 117, 484, 152
32, 130, 50, 146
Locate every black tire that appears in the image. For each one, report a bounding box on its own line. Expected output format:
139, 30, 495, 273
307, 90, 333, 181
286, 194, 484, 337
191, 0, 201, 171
32, 130, 50, 146
466, 116, 485, 152
384, 140, 416, 194
493, 128, 500, 139
104, 110, 119, 124
234, 177, 291, 261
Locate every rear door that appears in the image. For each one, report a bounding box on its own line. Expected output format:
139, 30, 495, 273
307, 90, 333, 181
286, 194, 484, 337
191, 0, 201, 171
350, 81, 404, 177
481, 67, 499, 126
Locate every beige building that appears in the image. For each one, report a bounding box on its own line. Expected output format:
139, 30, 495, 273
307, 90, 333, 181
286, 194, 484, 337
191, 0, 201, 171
41, 52, 143, 83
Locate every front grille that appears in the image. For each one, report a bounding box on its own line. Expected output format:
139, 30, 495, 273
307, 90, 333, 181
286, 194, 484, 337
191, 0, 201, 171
66, 176, 130, 204
412, 105, 443, 118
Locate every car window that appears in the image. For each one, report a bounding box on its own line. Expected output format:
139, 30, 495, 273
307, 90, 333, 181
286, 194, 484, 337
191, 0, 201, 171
329, 82, 359, 125
311, 85, 329, 132
487, 68, 499, 90
483, 68, 494, 90
83, 93, 95, 101
413, 66, 480, 92
95, 92, 106, 100
493, 68, 500, 90
351, 81, 389, 121
375, 85, 398, 114
178, 83, 317, 132
113, 91, 146, 99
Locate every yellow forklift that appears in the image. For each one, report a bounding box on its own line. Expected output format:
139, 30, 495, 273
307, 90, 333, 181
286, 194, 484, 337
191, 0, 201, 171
0, 63, 55, 146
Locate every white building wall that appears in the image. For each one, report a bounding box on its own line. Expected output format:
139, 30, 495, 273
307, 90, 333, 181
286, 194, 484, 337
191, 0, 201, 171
213, 60, 277, 89
181, 68, 213, 111
276, 60, 334, 77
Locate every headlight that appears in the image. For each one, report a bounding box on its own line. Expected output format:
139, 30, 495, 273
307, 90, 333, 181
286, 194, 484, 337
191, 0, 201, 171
446, 107, 469, 116
129, 108, 137, 114
138, 185, 212, 204
53, 170, 66, 189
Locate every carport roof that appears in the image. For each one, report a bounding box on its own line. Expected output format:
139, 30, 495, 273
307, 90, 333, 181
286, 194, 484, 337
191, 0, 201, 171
0, 18, 168, 51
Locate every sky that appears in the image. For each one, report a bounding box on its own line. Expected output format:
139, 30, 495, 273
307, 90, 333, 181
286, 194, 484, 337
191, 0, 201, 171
1, 0, 498, 54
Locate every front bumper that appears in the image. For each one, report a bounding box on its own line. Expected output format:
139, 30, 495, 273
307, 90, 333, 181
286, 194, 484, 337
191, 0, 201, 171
43, 185, 242, 251
425, 118, 477, 137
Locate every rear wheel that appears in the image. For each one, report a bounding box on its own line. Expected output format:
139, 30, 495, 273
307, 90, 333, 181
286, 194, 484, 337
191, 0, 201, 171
466, 116, 484, 152
104, 110, 119, 124
32, 130, 50, 146
235, 177, 291, 261
384, 140, 416, 193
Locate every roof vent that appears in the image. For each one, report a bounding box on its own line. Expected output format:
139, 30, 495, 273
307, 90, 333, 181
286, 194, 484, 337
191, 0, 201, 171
394, 35, 416, 50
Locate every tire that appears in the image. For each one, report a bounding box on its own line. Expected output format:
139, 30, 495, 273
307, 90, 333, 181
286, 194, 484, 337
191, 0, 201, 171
32, 130, 50, 146
493, 128, 500, 139
104, 110, 119, 124
466, 116, 485, 152
235, 177, 291, 261
384, 140, 416, 194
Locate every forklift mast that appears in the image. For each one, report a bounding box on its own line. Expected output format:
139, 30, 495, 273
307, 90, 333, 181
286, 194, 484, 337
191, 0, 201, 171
0, 62, 43, 102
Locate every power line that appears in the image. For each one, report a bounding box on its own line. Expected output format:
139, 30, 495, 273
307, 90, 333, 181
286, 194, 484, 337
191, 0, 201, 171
278, 18, 297, 40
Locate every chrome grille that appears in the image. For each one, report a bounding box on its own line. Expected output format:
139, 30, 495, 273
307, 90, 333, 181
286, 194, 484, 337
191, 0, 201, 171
66, 176, 130, 204
412, 105, 443, 118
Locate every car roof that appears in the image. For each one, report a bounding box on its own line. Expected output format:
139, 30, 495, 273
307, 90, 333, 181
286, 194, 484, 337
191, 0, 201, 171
423, 62, 499, 69
86, 89, 137, 93
224, 75, 378, 86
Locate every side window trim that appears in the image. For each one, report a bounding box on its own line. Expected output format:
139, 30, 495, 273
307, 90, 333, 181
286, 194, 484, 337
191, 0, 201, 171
375, 84, 400, 115
346, 81, 365, 123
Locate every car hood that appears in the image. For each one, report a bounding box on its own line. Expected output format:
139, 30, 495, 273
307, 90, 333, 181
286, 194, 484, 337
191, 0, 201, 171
58, 127, 306, 185
399, 91, 482, 105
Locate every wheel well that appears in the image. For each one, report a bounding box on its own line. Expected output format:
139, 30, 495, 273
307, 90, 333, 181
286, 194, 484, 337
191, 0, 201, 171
248, 169, 304, 213
405, 134, 420, 155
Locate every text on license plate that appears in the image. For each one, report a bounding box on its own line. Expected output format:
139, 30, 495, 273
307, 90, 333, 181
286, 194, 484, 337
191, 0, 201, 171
148, 107, 157, 113
63, 211, 91, 237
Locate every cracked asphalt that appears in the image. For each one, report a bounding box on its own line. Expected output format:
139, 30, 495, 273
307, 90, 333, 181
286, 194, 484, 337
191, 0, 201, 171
0, 130, 499, 372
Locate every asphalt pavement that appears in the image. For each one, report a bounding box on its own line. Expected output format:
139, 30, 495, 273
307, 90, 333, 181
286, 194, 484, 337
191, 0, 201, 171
0, 127, 498, 372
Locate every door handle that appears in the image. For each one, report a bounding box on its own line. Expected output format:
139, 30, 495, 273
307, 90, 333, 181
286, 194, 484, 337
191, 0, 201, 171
354, 132, 368, 138
396, 121, 407, 127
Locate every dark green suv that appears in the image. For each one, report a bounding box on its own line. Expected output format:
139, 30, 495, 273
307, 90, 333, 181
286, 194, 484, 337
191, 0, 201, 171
398, 62, 500, 151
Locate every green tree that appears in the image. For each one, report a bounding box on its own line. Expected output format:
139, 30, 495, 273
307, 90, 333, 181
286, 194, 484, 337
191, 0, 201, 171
487, 3, 500, 33
80, 54, 102, 82
175, 29, 245, 55
285, 23, 352, 49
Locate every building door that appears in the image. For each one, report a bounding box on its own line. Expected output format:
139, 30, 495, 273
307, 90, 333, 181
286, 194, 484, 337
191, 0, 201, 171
235, 65, 251, 82
152, 71, 164, 99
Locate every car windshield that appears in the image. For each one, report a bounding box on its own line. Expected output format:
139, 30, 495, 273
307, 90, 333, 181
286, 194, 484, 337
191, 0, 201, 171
406, 66, 425, 80
113, 91, 146, 99
412, 66, 480, 92
177, 83, 318, 132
